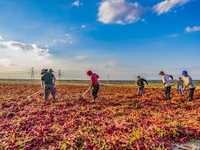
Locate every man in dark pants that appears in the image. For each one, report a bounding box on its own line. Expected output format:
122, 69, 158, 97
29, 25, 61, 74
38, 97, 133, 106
41, 69, 56, 103
159, 71, 173, 100
182, 70, 195, 101
86, 70, 100, 100
137, 76, 148, 96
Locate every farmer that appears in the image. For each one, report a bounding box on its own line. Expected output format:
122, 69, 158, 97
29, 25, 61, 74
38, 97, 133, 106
137, 76, 148, 96
41, 69, 56, 103
41, 69, 45, 75
86, 70, 100, 100
182, 70, 195, 101
159, 71, 173, 100
177, 77, 184, 95
49, 69, 54, 73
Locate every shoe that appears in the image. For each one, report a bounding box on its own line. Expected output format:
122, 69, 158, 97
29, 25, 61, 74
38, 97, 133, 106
52, 99, 56, 103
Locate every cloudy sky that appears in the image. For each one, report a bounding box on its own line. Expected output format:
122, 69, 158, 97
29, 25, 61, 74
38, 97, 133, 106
0, 0, 200, 80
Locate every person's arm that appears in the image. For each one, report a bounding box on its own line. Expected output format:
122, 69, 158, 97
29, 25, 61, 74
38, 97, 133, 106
96, 74, 99, 79
162, 76, 166, 85
41, 76, 44, 89
52, 77, 56, 85
51, 74, 56, 85
170, 75, 173, 81
89, 76, 93, 88
176, 81, 179, 89
143, 79, 148, 85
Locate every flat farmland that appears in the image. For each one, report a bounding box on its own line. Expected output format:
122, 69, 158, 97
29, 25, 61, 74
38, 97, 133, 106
0, 81, 200, 149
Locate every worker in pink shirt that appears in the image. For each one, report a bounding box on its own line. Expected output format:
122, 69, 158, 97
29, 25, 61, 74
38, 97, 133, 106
86, 70, 100, 100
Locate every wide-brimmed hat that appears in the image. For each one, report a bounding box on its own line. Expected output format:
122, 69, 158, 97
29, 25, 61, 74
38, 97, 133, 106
41, 69, 48, 75
49, 69, 54, 72
41, 69, 45, 75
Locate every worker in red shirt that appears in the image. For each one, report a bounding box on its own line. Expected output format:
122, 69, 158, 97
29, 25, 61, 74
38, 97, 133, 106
86, 70, 100, 100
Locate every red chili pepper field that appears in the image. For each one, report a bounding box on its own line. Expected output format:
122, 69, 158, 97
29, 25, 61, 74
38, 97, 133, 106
0, 82, 200, 149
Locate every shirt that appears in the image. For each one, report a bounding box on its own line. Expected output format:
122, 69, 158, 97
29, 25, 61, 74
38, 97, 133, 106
41, 72, 55, 85
177, 80, 183, 88
162, 74, 173, 87
137, 78, 148, 88
91, 73, 99, 86
183, 75, 195, 89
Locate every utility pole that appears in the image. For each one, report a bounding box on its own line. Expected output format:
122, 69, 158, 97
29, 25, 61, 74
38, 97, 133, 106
28, 67, 36, 80
107, 74, 110, 83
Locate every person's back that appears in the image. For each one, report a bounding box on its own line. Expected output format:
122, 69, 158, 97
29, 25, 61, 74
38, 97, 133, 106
91, 73, 99, 85
41, 71, 56, 102
137, 78, 147, 88
42, 72, 54, 85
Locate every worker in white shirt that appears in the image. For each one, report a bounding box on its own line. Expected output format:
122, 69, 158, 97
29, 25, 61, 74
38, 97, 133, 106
182, 70, 195, 101
159, 71, 173, 100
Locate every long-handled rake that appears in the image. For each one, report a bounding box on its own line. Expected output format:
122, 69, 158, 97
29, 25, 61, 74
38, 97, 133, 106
27, 90, 43, 99
80, 87, 91, 99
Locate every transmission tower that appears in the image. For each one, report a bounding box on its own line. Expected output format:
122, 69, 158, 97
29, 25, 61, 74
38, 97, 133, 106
28, 67, 36, 80
58, 69, 64, 80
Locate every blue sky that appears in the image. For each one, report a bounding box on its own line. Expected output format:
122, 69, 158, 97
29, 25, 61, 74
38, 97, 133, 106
0, 0, 200, 80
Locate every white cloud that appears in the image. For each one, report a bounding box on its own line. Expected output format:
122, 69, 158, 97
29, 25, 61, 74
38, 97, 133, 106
98, 0, 146, 25
107, 61, 116, 66
100, 65, 108, 68
30, 44, 51, 58
53, 39, 57, 43
0, 41, 26, 51
60, 39, 66, 43
69, 41, 74, 44
0, 36, 3, 40
65, 34, 74, 44
81, 25, 86, 28
100, 61, 116, 68
185, 26, 200, 32
168, 33, 178, 37
0, 58, 11, 63
72, 0, 82, 7
7, 63, 17, 66
0, 39, 51, 59
65, 34, 71, 37
153, 0, 190, 15
75, 55, 88, 59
